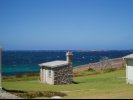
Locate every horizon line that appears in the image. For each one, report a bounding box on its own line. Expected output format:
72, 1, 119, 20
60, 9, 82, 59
2, 49, 133, 51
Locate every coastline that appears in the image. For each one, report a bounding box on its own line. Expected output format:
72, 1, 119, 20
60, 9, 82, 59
73, 57, 125, 71
2, 57, 125, 77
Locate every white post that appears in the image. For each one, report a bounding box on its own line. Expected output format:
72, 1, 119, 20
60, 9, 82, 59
40, 67, 43, 83
0, 48, 2, 91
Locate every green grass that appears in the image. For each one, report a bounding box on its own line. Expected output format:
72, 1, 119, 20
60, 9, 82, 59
2, 69, 133, 99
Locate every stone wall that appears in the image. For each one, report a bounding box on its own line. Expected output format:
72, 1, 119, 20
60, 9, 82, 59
53, 64, 73, 85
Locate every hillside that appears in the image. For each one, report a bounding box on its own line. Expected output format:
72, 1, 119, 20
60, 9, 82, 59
74, 58, 125, 71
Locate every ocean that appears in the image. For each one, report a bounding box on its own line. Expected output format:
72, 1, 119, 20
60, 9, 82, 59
2, 50, 133, 76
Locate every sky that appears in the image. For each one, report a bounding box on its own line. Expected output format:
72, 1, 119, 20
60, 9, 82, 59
0, 0, 133, 50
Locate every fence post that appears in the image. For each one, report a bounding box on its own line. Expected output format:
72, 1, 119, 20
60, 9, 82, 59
0, 48, 2, 91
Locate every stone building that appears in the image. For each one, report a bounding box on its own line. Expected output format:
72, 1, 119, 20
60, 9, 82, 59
123, 54, 133, 84
39, 51, 73, 85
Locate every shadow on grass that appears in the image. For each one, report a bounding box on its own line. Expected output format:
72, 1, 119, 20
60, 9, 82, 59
72, 81, 79, 84
2, 88, 25, 93
72, 80, 87, 84
2, 87, 67, 99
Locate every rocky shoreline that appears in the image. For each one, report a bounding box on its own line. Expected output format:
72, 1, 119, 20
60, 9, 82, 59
73, 58, 125, 71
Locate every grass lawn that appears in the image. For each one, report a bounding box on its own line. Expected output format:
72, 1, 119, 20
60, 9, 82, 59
2, 69, 133, 99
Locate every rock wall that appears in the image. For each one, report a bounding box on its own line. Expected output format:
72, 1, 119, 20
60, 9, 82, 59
53, 64, 73, 85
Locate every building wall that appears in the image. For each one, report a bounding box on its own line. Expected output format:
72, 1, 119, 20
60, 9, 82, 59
42, 68, 46, 83
40, 68, 43, 83
40, 68, 44, 83
127, 59, 133, 84
45, 69, 54, 85
40, 64, 73, 85
41, 67, 54, 85
53, 64, 73, 85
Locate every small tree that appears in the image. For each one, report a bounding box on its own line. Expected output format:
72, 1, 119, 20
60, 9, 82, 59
98, 56, 112, 71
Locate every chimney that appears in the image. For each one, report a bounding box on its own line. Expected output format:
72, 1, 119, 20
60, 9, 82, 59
66, 51, 73, 64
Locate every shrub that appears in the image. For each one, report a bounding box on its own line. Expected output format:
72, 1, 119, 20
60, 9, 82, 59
2, 88, 67, 99
24, 72, 39, 76
15, 74, 23, 78
121, 63, 126, 69
73, 74, 84, 77
87, 68, 95, 72
103, 68, 117, 73
15, 91, 67, 99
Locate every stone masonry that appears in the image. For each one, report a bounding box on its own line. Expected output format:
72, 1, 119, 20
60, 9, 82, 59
53, 64, 73, 85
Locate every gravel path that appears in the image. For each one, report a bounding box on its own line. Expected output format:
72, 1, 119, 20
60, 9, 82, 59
0, 90, 22, 99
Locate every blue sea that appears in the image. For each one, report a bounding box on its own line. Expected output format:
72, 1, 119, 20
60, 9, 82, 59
2, 50, 133, 76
